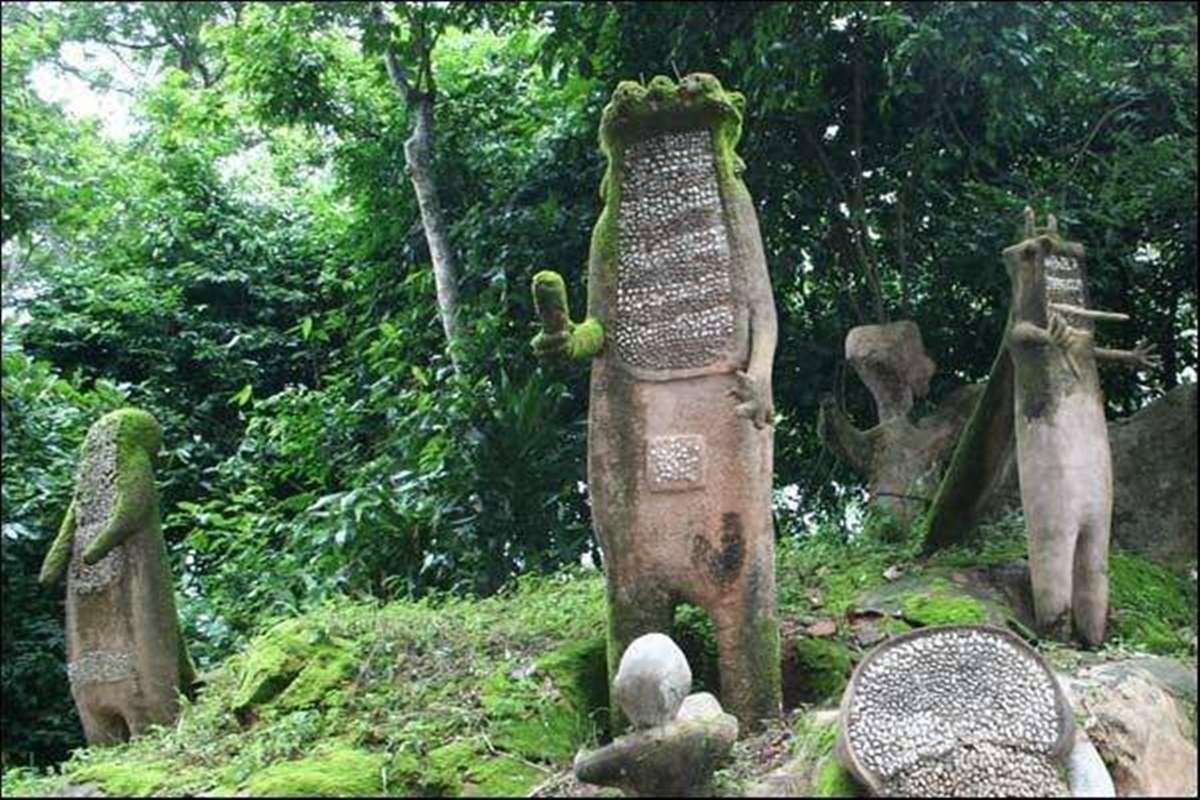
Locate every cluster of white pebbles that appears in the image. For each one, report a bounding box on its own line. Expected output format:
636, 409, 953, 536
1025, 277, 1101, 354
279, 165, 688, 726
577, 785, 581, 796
647, 434, 704, 487
614, 129, 735, 372
844, 627, 1069, 797
70, 414, 125, 594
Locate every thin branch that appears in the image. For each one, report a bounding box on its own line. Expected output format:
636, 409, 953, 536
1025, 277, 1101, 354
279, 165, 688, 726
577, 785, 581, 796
372, 2, 414, 100
1063, 98, 1137, 185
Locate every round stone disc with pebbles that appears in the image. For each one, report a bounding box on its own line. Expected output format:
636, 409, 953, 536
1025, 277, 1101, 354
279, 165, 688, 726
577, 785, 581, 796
836, 625, 1074, 797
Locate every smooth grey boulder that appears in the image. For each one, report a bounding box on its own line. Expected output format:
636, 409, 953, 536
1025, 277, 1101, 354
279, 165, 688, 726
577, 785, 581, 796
613, 632, 691, 729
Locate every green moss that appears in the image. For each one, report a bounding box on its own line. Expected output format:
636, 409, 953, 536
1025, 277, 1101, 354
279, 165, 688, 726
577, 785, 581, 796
233, 617, 357, 712
1108, 550, 1197, 654
275, 647, 356, 710
899, 580, 988, 626
793, 639, 852, 704
69, 760, 175, 796
419, 737, 545, 798
460, 753, 545, 797
530, 271, 604, 361
244, 746, 384, 797
481, 638, 607, 762
535, 636, 610, 727
743, 614, 783, 717
814, 756, 864, 798
673, 604, 721, 694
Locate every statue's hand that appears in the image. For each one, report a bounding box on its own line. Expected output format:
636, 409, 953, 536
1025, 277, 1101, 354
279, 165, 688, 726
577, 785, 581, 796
1128, 339, 1161, 370
1048, 311, 1093, 353
728, 370, 773, 429
532, 329, 572, 359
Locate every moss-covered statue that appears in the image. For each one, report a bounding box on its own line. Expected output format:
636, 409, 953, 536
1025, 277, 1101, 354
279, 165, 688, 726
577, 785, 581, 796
39, 408, 195, 744
530, 73, 781, 730
1003, 210, 1158, 645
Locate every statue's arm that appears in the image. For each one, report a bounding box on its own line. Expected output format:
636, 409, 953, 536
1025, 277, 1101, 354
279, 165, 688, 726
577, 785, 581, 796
1008, 320, 1053, 347
38, 501, 77, 587
728, 209, 778, 429
817, 396, 873, 474
530, 270, 605, 361
1095, 341, 1160, 370
82, 453, 155, 564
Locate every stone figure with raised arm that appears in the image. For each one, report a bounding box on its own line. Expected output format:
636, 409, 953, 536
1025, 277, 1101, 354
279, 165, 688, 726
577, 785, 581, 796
530, 73, 782, 730
1004, 208, 1159, 646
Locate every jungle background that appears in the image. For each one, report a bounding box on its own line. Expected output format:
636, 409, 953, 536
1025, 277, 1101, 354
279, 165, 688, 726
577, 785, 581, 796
2, 0, 1195, 770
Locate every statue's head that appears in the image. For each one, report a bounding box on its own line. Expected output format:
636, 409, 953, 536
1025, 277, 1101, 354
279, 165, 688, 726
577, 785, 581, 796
1003, 208, 1088, 327
89, 408, 163, 461
599, 72, 745, 157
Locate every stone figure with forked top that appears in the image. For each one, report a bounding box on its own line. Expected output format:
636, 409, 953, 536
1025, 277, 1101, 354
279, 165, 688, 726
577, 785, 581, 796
1003, 209, 1159, 645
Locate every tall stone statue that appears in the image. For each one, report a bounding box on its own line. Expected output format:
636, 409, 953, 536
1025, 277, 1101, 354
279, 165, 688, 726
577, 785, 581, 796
1003, 209, 1157, 645
39, 408, 195, 744
531, 73, 781, 729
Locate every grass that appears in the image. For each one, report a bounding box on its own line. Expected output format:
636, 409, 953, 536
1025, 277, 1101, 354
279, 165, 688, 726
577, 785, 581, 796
2, 510, 1193, 798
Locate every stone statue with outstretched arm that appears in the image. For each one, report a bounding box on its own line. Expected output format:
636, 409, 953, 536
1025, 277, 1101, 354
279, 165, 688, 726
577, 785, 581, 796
1004, 209, 1158, 646
40, 408, 195, 744
531, 73, 781, 731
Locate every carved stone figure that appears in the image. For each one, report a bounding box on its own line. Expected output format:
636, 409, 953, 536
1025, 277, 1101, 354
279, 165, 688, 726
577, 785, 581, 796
837, 625, 1075, 796
1003, 209, 1157, 645
818, 321, 984, 526
574, 634, 738, 796
39, 408, 195, 744
531, 73, 781, 729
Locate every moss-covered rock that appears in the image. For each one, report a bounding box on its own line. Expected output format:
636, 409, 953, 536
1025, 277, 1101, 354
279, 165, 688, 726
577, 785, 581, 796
1108, 552, 1197, 653
245, 746, 384, 797
68, 761, 175, 797
855, 571, 1011, 628
482, 637, 608, 762
789, 639, 853, 705
232, 618, 358, 713
422, 738, 546, 798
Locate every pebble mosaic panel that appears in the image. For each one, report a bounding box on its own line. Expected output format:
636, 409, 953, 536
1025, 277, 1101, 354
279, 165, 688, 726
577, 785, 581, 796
646, 434, 705, 492
70, 415, 126, 594
845, 627, 1068, 796
615, 130, 735, 371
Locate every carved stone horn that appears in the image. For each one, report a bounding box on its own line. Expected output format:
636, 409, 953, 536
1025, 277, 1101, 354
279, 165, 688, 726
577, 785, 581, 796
1047, 213, 1058, 234
1024, 206, 1036, 238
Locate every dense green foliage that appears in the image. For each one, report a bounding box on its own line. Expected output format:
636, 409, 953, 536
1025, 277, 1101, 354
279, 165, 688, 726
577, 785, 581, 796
2, 0, 1195, 767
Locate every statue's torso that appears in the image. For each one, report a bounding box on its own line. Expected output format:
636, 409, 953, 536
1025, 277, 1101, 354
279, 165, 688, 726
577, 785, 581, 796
606, 128, 749, 380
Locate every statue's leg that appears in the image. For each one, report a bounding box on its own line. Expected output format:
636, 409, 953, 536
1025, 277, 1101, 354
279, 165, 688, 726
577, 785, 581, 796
78, 704, 130, 746
606, 580, 675, 733
1028, 519, 1076, 641
711, 587, 781, 733
1072, 516, 1110, 648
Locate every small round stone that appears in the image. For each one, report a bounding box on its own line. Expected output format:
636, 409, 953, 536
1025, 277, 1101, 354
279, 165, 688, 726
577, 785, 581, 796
614, 632, 692, 728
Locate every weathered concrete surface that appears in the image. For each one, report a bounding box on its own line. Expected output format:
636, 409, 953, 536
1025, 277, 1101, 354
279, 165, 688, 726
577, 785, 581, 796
845, 321, 936, 423
1003, 210, 1146, 646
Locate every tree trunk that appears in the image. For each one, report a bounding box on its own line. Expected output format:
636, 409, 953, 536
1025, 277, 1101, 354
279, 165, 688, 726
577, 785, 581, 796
404, 92, 462, 370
